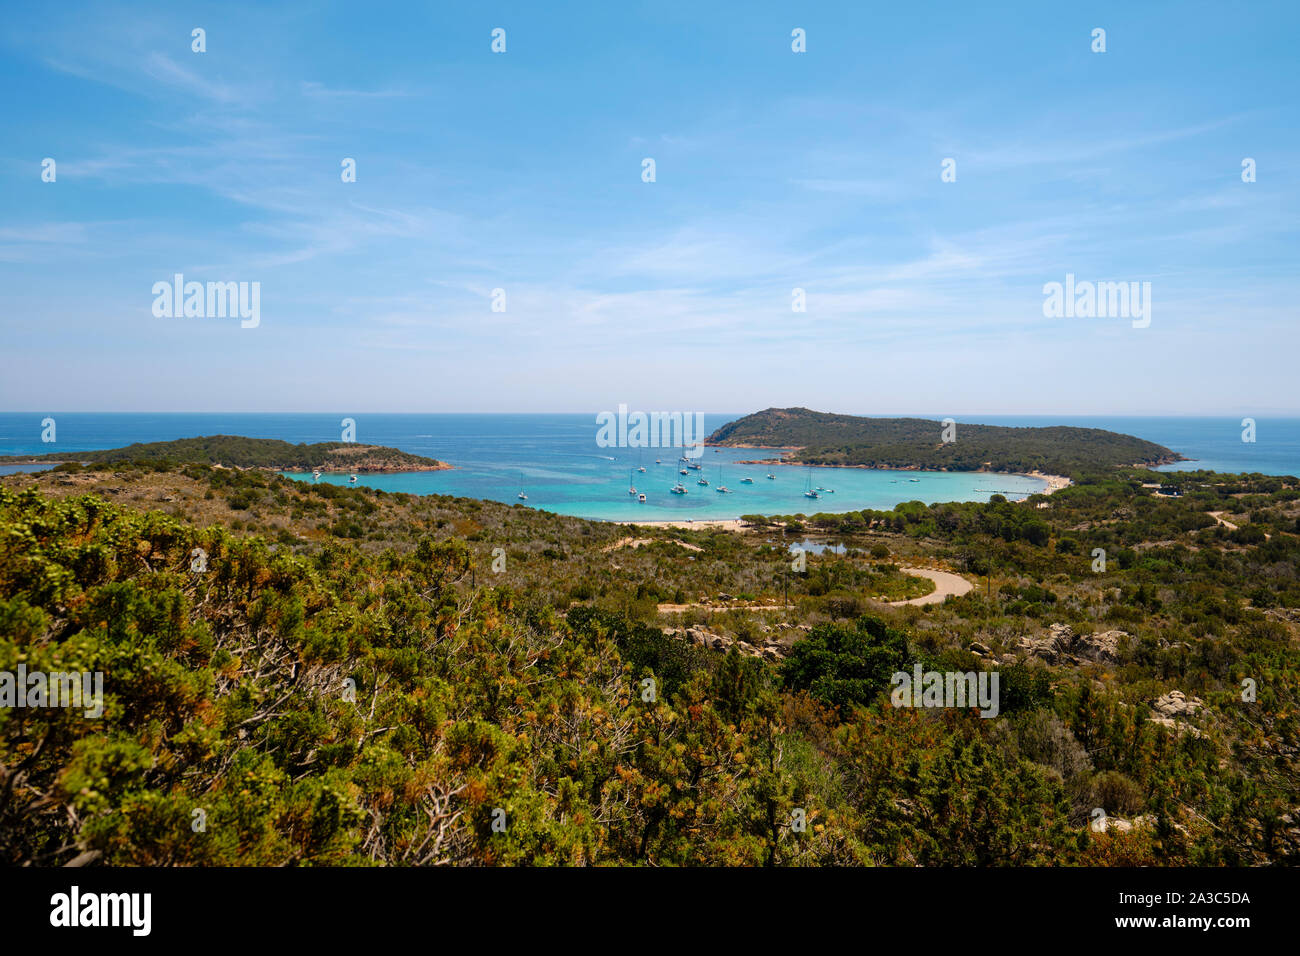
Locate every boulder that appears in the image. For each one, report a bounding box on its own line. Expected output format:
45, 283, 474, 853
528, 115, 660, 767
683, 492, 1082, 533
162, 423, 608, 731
1076, 629, 1125, 664
1098, 814, 1155, 834
684, 627, 711, 646
1048, 622, 1073, 642
1017, 624, 1127, 666
1151, 690, 1202, 719
1148, 691, 1205, 738
1016, 625, 1072, 664
665, 624, 797, 661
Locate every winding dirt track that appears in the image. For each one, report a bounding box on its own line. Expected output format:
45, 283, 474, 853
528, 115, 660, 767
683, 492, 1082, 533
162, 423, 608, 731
656, 567, 973, 613
888, 568, 974, 606
1207, 511, 1239, 531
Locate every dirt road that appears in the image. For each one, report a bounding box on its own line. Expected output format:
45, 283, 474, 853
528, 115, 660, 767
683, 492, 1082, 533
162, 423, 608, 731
656, 567, 972, 613
887, 568, 973, 606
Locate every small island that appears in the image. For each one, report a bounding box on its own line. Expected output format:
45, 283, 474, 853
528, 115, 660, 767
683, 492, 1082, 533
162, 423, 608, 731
707, 407, 1183, 478
0, 435, 451, 473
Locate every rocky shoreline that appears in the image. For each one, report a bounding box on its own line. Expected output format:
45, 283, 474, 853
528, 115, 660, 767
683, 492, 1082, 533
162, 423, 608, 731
287, 446, 453, 473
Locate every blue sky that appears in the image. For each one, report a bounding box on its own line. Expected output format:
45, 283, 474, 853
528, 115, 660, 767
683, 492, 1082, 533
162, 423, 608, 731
1, 0, 1296, 414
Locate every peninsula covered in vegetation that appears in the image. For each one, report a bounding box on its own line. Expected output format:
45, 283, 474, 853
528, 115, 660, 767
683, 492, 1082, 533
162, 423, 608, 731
0, 435, 450, 473
708, 408, 1183, 477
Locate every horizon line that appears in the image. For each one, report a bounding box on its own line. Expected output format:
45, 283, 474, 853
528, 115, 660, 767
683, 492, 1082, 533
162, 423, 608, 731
3, 410, 1298, 418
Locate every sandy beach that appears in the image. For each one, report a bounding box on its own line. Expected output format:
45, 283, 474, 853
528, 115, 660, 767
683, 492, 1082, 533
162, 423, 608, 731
1025, 472, 1073, 495
628, 518, 748, 531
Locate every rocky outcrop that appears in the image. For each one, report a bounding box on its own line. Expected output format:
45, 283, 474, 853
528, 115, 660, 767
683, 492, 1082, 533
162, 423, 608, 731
1095, 814, 1155, 834
1076, 630, 1125, 664
1151, 690, 1202, 719
1015, 623, 1076, 665
1016, 623, 1128, 666
663, 625, 800, 661
1147, 691, 1205, 737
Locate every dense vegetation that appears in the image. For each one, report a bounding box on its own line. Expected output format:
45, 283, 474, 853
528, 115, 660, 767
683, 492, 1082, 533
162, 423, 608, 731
708, 408, 1181, 476
0, 435, 446, 472
1, 457, 1297, 866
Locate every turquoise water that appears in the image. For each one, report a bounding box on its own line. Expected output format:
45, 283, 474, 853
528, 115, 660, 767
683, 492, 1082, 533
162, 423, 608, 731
281, 459, 1046, 522
4, 412, 1298, 522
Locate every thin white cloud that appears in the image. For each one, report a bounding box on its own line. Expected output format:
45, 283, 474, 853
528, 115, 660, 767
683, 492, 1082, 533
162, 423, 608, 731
141, 52, 241, 104
301, 81, 414, 99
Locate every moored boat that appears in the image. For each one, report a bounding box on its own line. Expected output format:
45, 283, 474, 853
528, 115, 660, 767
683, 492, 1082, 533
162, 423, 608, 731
803, 469, 819, 499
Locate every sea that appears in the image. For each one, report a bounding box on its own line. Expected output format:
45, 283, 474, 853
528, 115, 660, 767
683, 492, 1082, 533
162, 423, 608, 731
1, 413, 1296, 523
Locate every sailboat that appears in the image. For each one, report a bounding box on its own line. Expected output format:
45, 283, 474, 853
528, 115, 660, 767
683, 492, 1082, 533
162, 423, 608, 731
715, 465, 730, 493
803, 469, 820, 500
637, 453, 646, 474
670, 478, 688, 494
627, 469, 638, 496
517, 472, 528, 500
